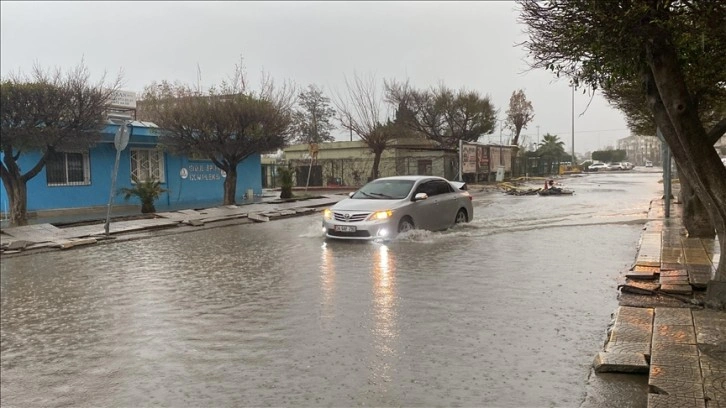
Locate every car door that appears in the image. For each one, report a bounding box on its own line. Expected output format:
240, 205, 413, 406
410, 180, 440, 230
430, 180, 459, 229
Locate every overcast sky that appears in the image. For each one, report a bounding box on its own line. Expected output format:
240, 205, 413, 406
1, 1, 632, 154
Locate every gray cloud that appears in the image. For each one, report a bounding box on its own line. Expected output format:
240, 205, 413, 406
1, 1, 631, 154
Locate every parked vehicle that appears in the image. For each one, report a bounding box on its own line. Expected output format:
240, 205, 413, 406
587, 162, 608, 171
322, 176, 473, 241
619, 162, 635, 170
607, 162, 623, 170
645, 160, 653, 167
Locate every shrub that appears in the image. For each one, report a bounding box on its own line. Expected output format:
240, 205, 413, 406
120, 176, 168, 213
277, 165, 294, 199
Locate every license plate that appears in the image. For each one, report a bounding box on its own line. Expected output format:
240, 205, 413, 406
334, 225, 357, 232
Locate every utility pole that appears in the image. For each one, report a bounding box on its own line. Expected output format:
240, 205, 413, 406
571, 85, 575, 164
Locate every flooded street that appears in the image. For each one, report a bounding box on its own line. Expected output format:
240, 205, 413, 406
1, 171, 663, 407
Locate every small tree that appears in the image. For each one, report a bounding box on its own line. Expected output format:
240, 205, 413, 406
292, 84, 337, 145
504, 89, 535, 147
140, 64, 296, 205
0, 62, 120, 225
120, 176, 167, 213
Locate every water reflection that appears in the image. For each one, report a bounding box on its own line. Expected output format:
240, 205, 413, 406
319, 242, 336, 320
370, 244, 398, 386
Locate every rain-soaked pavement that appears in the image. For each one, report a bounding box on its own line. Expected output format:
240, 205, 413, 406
1, 171, 665, 407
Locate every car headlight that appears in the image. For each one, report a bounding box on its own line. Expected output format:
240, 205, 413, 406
368, 210, 393, 221
323, 208, 333, 220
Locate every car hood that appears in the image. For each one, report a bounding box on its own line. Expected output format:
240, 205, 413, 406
331, 198, 407, 211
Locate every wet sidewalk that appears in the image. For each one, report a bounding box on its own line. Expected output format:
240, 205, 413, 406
0, 194, 346, 256
594, 197, 726, 407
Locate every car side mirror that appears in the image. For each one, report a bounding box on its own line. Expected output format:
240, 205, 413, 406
348, 192, 355, 197
414, 192, 428, 201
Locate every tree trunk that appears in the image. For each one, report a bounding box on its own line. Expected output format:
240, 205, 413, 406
371, 151, 382, 180
9, 181, 29, 226
677, 166, 715, 238
1, 165, 29, 226
646, 35, 726, 307
223, 167, 238, 205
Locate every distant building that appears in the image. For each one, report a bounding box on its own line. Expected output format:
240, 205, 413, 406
616, 135, 662, 166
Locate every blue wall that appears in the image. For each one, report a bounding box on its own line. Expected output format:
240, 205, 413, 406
0, 123, 263, 213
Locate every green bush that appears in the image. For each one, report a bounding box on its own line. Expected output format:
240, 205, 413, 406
120, 176, 168, 213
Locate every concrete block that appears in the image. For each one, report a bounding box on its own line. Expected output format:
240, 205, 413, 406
7, 240, 32, 250
593, 351, 649, 373
654, 308, 693, 326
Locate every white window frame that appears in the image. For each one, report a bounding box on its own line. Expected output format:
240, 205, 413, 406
46, 150, 91, 186
130, 148, 166, 183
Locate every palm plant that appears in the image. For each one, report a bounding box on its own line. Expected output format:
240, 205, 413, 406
119, 176, 168, 213
537, 133, 566, 159
277, 165, 294, 199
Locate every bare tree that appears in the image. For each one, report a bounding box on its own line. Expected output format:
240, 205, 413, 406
504, 89, 534, 147
332, 73, 394, 180
0, 61, 121, 225
140, 63, 296, 205
385, 79, 498, 149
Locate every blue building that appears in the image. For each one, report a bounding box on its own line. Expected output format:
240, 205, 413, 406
0, 121, 263, 218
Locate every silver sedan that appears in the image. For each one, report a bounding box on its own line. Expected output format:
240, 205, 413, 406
322, 176, 473, 241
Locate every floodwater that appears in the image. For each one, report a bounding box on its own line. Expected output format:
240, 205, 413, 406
1, 171, 663, 407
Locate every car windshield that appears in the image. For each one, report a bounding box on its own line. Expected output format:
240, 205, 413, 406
351, 179, 415, 200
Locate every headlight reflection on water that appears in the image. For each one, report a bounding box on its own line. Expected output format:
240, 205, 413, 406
370, 244, 398, 385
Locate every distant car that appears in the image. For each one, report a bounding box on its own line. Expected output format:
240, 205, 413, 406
645, 160, 653, 167
619, 162, 635, 170
322, 176, 473, 241
587, 162, 608, 171
607, 162, 623, 171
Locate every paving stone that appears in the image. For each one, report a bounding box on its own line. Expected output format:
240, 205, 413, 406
647, 394, 706, 408
6, 240, 32, 250
661, 270, 689, 277
702, 371, 726, 407
649, 365, 705, 398
650, 352, 701, 371
618, 306, 655, 325
653, 325, 697, 344
690, 272, 713, 289
628, 268, 659, 280
621, 281, 660, 295
605, 341, 652, 356
661, 284, 694, 295
662, 263, 686, 271
693, 310, 726, 327
248, 213, 270, 222
694, 326, 726, 346
280, 210, 296, 216
610, 323, 653, 343
593, 351, 649, 373
661, 275, 691, 284
651, 343, 699, 358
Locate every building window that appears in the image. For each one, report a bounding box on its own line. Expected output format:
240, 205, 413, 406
131, 148, 165, 182
417, 160, 432, 175
46, 151, 91, 186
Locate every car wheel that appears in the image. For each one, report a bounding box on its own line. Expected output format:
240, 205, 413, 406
455, 209, 468, 224
398, 217, 415, 233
